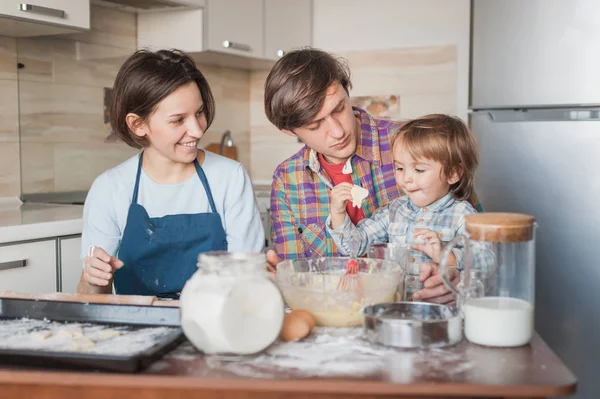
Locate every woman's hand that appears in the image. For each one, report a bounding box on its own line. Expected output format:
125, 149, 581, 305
266, 249, 281, 277
82, 246, 124, 288
412, 263, 460, 305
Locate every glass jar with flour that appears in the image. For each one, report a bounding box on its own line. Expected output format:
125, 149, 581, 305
439, 213, 537, 347
180, 251, 285, 355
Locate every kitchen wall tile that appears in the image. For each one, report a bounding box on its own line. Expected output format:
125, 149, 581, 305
13, 37, 61, 82
18, 81, 106, 144
0, 79, 18, 142
20, 142, 56, 194
61, 5, 137, 50
399, 93, 456, 119
0, 36, 17, 79
0, 141, 21, 197
198, 62, 252, 172
52, 43, 129, 88
53, 143, 137, 192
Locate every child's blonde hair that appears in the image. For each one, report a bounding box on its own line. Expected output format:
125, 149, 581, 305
391, 114, 478, 201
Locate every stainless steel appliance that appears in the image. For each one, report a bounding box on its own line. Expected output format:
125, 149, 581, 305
471, 1, 600, 397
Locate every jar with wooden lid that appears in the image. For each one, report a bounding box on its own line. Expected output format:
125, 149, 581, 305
439, 212, 537, 347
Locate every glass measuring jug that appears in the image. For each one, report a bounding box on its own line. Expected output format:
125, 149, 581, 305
366, 243, 414, 301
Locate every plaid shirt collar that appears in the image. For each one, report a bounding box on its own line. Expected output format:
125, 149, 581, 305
406, 192, 456, 213
306, 107, 382, 174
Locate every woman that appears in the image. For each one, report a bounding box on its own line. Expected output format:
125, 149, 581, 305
78, 49, 264, 297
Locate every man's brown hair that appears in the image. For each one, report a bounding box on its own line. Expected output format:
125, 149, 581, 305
264, 47, 352, 131
109, 49, 215, 149
392, 114, 479, 201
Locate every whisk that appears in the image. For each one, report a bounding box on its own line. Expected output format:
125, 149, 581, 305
337, 242, 363, 292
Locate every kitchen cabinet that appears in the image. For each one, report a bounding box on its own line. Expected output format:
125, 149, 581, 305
264, 0, 312, 60
138, 0, 312, 64
205, 0, 264, 58
0, 0, 90, 37
58, 235, 82, 293
0, 239, 57, 294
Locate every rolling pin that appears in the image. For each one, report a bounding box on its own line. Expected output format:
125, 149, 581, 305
0, 291, 179, 307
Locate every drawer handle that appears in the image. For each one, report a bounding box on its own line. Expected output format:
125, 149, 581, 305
19, 3, 66, 19
222, 40, 252, 52
0, 259, 27, 271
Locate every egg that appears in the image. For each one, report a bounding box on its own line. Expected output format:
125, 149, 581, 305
279, 310, 314, 341
292, 309, 316, 329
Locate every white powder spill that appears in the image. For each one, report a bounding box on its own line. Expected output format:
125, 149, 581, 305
0, 318, 179, 356
167, 327, 474, 379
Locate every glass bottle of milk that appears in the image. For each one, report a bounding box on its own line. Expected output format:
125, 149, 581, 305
439, 213, 537, 347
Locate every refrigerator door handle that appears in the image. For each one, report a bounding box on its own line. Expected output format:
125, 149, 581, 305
482, 109, 600, 123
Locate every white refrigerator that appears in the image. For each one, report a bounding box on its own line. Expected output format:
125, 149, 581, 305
471, 1, 600, 398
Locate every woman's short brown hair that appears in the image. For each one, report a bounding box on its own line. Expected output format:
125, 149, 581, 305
391, 114, 479, 201
264, 47, 352, 131
109, 49, 215, 149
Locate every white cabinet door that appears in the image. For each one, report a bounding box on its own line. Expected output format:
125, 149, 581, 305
59, 236, 82, 294
0, 1, 90, 32
205, 0, 264, 58
264, 0, 312, 60
138, 8, 205, 52
0, 240, 57, 294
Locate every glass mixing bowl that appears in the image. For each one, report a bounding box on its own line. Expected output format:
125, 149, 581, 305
276, 257, 404, 327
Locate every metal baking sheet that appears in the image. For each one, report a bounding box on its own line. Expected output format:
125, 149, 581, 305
0, 298, 185, 373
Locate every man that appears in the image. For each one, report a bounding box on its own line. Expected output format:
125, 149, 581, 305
264, 48, 482, 304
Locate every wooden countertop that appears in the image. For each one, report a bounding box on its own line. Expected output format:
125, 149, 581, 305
0, 332, 576, 399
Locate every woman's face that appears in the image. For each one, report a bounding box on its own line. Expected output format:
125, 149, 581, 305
133, 81, 208, 164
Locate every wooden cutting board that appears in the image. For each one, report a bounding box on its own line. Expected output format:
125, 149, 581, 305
0, 291, 179, 307
203, 143, 238, 160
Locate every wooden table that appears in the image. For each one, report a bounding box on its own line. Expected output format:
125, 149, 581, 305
0, 333, 576, 399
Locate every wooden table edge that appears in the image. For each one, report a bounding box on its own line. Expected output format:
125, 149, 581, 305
0, 370, 577, 397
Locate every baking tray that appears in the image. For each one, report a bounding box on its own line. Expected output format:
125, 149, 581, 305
0, 298, 185, 373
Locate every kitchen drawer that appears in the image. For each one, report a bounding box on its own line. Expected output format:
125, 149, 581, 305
0, 0, 90, 36
0, 239, 57, 293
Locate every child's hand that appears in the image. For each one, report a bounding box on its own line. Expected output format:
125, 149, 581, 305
411, 228, 456, 265
330, 182, 353, 216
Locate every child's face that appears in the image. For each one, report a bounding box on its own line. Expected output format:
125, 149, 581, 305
392, 142, 459, 208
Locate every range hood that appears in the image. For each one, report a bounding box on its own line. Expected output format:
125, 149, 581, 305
91, 0, 203, 12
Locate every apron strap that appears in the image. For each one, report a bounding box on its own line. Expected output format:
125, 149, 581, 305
133, 151, 217, 213
194, 158, 218, 213
132, 152, 144, 204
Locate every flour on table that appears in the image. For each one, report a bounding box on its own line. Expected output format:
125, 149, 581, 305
200, 327, 474, 379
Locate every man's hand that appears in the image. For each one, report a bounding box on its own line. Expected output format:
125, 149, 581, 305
412, 262, 460, 305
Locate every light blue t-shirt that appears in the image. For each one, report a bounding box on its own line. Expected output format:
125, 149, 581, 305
81, 151, 265, 263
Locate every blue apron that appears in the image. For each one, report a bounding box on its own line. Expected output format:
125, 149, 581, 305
114, 152, 228, 298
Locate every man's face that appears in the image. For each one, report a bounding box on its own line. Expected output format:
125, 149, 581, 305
283, 82, 359, 164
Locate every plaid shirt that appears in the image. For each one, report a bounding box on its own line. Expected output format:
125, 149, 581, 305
269, 107, 483, 260
327, 193, 486, 269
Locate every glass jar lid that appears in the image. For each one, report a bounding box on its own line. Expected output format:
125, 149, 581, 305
197, 251, 267, 275
465, 212, 535, 243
